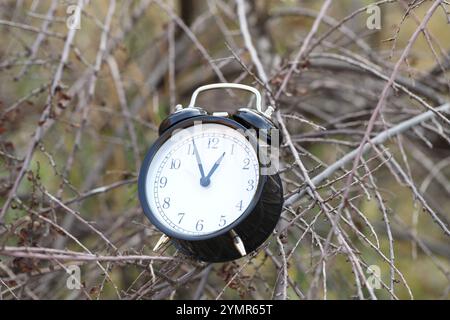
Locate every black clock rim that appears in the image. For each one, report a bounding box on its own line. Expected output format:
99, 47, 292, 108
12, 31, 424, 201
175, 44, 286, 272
138, 115, 268, 242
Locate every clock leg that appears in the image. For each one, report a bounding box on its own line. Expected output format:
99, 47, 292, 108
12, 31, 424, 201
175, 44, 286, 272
230, 229, 246, 256
153, 234, 170, 252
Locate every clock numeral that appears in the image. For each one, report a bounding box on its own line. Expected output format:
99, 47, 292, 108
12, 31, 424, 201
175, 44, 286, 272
236, 200, 243, 211
219, 215, 226, 227
231, 144, 235, 155
242, 158, 250, 170
159, 176, 167, 188
162, 197, 171, 209
195, 219, 204, 231
247, 179, 255, 191
170, 158, 181, 169
187, 142, 194, 155
177, 213, 185, 224
208, 137, 219, 149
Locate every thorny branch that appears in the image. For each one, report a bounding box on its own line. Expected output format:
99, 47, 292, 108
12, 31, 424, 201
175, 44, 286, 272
0, 0, 449, 300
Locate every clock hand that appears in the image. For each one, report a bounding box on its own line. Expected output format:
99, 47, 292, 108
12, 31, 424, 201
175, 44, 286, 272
192, 140, 206, 183
201, 152, 226, 187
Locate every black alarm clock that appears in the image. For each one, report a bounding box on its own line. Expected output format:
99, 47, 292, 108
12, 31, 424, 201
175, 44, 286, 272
138, 83, 283, 262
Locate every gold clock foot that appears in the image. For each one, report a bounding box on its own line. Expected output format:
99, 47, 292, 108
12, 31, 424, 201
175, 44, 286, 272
230, 230, 246, 256
153, 234, 170, 252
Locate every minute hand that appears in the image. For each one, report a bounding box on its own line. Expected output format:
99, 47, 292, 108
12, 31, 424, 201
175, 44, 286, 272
192, 140, 206, 180
202, 152, 226, 186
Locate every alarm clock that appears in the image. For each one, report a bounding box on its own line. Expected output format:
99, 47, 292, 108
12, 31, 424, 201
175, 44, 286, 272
138, 83, 283, 262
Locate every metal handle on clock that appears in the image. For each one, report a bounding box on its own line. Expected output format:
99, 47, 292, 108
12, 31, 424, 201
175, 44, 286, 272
187, 83, 264, 113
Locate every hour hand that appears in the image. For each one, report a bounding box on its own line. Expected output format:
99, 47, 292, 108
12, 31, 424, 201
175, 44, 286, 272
192, 140, 206, 180
201, 152, 226, 187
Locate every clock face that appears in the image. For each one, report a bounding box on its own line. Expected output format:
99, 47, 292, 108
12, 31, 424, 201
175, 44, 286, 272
142, 122, 260, 238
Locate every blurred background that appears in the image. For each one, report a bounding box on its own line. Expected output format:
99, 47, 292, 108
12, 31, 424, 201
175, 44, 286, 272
0, 0, 449, 299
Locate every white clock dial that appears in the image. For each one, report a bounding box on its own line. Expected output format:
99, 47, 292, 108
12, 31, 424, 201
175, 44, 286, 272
145, 123, 260, 237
